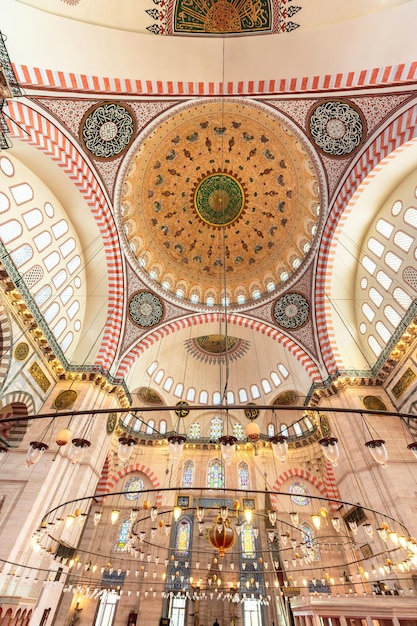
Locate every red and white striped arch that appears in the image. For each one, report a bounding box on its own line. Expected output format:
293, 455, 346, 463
5, 100, 124, 370
12, 62, 417, 97
116, 312, 322, 382
271, 465, 340, 510
100, 462, 163, 507
315, 104, 417, 374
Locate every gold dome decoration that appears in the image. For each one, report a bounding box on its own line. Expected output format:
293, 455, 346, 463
119, 100, 321, 307
53, 390, 78, 410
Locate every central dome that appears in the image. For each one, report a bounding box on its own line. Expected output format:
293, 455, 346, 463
119, 100, 320, 307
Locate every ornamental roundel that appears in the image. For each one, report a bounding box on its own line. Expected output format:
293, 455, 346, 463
128, 291, 164, 328
81, 102, 135, 159
308, 100, 365, 157
273, 293, 309, 329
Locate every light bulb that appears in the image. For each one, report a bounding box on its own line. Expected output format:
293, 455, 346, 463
69, 438, 91, 464
219, 435, 237, 465
363, 523, 373, 537
311, 514, 321, 530
173, 506, 182, 522
270, 435, 288, 463
319, 437, 340, 466
331, 517, 340, 532
244, 508, 252, 523
268, 510, 277, 526
26, 441, 48, 467
290, 511, 299, 526
117, 436, 136, 463
110, 509, 120, 525
365, 439, 388, 467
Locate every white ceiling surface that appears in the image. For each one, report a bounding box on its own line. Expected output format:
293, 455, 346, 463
327, 139, 417, 371
4, 0, 417, 87
124, 321, 313, 403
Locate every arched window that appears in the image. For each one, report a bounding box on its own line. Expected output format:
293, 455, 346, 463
146, 420, 155, 434
159, 419, 167, 434
23, 208, 43, 229
207, 459, 224, 489
174, 383, 184, 397
186, 387, 196, 402
182, 460, 195, 488
241, 523, 256, 559
238, 388, 248, 402
124, 476, 145, 501
293, 422, 302, 436
52, 219, 69, 239
189, 423, 200, 439
238, 461, 250, 489
270, 372, 281, 387
261, 378, 272, 394
300, 522, 320, 560
250, 384, 260, 400
233, 423, 245, 441
267, 423, 275, 438
11, 244, 32, 268
281, 424, 288, 437
199, 390, 208, 404
210, 417, 223, 440
304, 416, 314, 430
113, 518, 131, 552
175, 518, 191, 556
33, 231, 52, 252
163, 377, 173, 392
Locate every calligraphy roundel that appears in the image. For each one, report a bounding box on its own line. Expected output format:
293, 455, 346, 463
81, 102, 135, 159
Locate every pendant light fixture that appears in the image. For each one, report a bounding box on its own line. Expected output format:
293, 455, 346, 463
365, 439, 388, 467
319, 436, 340, 466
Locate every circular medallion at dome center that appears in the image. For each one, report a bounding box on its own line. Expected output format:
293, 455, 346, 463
194, 173, 244, 226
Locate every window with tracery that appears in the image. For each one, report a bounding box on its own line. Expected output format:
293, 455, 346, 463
289, 481, 310, 506
182, 460, 195, 488
233, 423, 245, 441
175, 519, 191, 556
207, 458, 224, 489
124, 476, 145, 501
210, 417, 223, 440
113, 518, 131, 552
300, 522, 320, 560
189, 422, 200, 439
241, 523, 256, 558
238, 461, 250, 489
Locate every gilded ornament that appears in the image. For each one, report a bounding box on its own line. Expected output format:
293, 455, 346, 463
28, 362, 51, 392
14, 342, 29, 361
53, 389, 78, 410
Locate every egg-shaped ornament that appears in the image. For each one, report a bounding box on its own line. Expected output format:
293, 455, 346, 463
56, 428, 71, 447
246, 421, 260, 442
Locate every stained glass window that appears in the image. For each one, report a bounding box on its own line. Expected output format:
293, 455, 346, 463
241, 523, 256, 558
289, 481, 310, 506
210, 417, 223, 440
113, 518, 131, 552
233, 423, 245, 441
175, 519, 191, 556
124, 476, 145, 501
238, 461, 250, 489
182, 460, 195, 488
207, 458, 224, 489
300, 522, 320, 560
189, 422, 200, 439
